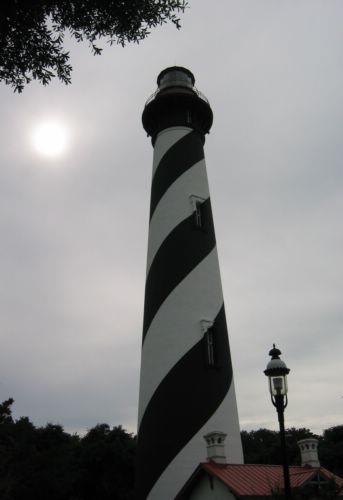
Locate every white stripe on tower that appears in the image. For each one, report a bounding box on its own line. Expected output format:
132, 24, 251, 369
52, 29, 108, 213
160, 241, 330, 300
138, 247, 223, 427
148, 387, 242, 500
152, 127, 190, 177
136, 67, 243, 500
147, 155, 207, 272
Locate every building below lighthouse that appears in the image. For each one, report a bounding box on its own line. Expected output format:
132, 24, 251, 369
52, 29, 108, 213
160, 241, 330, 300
136, 67, 243, 500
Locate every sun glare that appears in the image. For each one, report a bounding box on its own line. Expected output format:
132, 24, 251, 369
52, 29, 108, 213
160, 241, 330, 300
32, 121, 69, 158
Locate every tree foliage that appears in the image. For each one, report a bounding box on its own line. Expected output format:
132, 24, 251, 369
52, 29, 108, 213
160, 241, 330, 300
1, 399, 342, 499
241, 427, 317, 466
0, 0, 187, 92
0, 399, 135, 500
242, 426, 343, 478
319, 426, 343, 478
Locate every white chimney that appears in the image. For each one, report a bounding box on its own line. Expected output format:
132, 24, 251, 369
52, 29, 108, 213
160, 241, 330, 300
297, 438, 320, 467
204, 431, 227, 464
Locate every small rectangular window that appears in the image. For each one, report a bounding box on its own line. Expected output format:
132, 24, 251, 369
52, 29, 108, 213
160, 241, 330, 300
190, 195, 205, 230
205, 328, 215, 367
194, 200, 203, 228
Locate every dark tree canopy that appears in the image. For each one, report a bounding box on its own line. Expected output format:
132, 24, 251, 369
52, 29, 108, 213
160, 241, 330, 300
241, 427, 318, 466
241, 426, 343, 479
0, 0, 187, 92
319, 425, 343, 478
0, 399, 136, 500
1, 399, 342, 499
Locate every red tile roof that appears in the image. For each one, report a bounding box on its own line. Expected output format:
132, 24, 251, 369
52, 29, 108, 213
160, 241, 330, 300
201, 463, 343, 497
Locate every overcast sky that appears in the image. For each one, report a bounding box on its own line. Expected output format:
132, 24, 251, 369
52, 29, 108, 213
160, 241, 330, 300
0, 0, 342, 439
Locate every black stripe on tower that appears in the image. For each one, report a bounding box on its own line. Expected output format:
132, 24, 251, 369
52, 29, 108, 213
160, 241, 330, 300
143, 197, 215, 343
136, 305, 233, 500
150, 131, 204, 220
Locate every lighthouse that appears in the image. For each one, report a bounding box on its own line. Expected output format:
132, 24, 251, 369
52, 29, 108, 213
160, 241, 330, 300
136, 67, 243, 500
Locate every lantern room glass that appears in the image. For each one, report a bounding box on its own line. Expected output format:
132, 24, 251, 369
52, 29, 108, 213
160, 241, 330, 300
159, 69, 193, 90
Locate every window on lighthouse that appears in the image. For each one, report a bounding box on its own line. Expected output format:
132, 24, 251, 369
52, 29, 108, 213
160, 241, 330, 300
190, 195, 205, 229
194, 200, 203, 228
205, 328, 215, 366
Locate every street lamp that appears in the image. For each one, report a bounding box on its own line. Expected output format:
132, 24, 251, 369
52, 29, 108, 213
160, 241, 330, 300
264, 344, 291, 499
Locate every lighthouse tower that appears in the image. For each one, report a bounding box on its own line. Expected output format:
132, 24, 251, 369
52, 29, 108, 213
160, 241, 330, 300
136, 67, 243, 500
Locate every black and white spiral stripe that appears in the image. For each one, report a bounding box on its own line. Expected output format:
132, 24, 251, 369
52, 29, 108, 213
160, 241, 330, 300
136, 127, 243, 500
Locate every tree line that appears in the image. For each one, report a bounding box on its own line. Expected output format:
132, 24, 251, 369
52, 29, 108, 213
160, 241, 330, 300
0, 399, 342, 499
241, 426, 343, 477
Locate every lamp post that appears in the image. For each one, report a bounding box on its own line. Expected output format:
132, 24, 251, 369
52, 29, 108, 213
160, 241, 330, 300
264, 345, 291, 499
